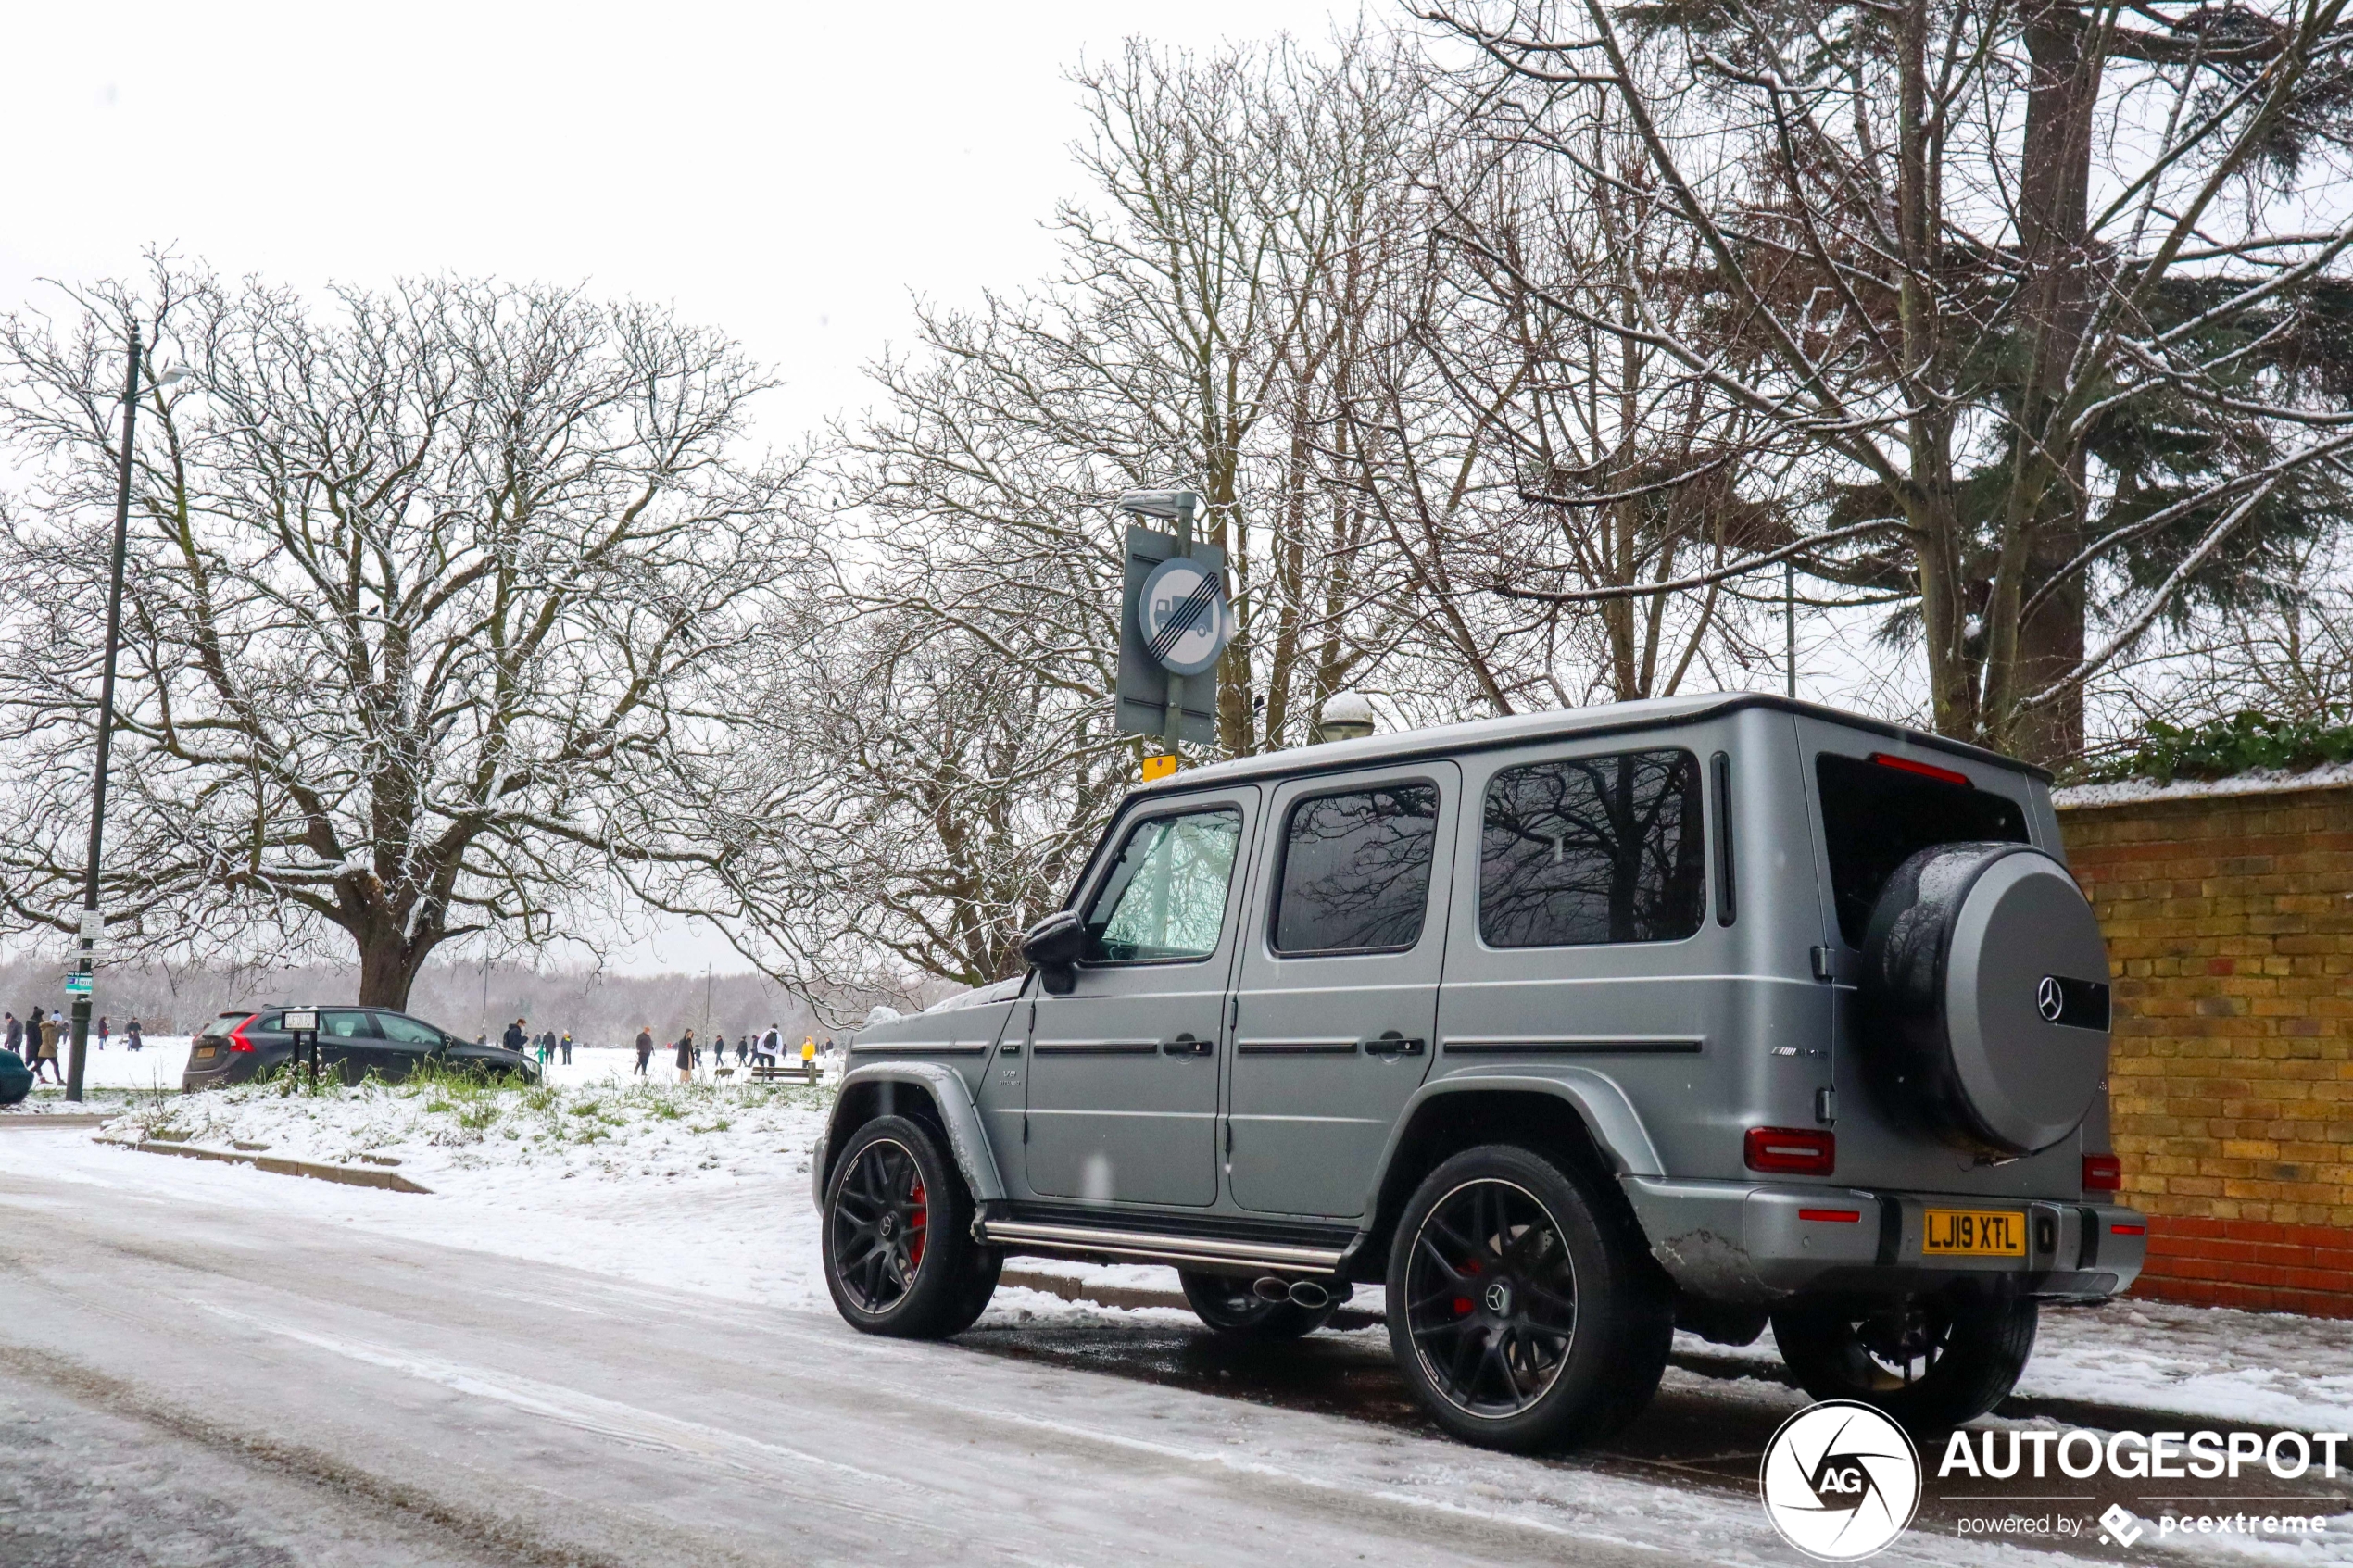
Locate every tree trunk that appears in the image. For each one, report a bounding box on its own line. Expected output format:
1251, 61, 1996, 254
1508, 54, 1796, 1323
353, 921, 441, 1010
2002, 1, 2102, 765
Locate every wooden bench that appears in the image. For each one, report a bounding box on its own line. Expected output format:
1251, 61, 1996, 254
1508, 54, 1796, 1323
749, 1062, 819, 1085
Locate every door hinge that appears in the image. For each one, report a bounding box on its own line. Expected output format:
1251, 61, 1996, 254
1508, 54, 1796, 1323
1810, 945, 1855, 984
1022, 1114, 1030, 1144
1027, 1000, 1037, 1032
1224, 1120, 1233, 1156
1229, 996, 1239, 1032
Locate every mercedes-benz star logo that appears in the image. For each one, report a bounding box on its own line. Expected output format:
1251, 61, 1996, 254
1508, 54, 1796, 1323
1759, 1401, 1920, 1561
1483, 1282, 1511, 1314
2037, 975, 2065, 1022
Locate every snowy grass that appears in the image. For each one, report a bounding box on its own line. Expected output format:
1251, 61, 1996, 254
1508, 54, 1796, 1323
99, 1066, 837, 1186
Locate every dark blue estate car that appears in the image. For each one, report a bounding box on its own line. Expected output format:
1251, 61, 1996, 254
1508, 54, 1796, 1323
182, 1006, 538, 1090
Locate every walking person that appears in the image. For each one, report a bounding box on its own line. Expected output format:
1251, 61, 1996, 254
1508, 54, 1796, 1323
35, 1012, 63, 1084
96, 1015, 108, 1051
126, 1017, 143, 1052
675, 1028, 695, 1085
560, 1031, 573, 1065
634, 1026, 653, 1076
711, 1032, 726, 1071
4, 1012, 19, 1061
758, 1026, 779, 1068
503, 1017, 528, 1055
736, 1034, 749, 1066
800, 1035, 817, 1078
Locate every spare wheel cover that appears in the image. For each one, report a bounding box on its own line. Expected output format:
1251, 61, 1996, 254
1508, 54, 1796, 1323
1944, 847, 2111, 1153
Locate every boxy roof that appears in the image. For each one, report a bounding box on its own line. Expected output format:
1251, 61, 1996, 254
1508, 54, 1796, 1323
1135, 692, 2050, 797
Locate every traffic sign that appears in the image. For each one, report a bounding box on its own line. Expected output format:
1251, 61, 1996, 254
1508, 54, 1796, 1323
1115, 525, 1225, 745
1139, 555, 1231, 676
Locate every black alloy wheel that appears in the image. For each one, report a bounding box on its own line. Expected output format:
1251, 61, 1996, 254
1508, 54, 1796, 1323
1403, 1177, 1579, 1417
822, 1114, 998, 1338
1178, 1271, 1336, 1340
1386, 1144, 1670, 1452
830, 1136, 932, 1314
1771, 1293, 2038, 1431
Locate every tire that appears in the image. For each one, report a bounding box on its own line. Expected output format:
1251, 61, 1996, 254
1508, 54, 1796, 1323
1771, 1293, 2037, 1432
1178, 1271, 1337, 1340
1385, 1144, 1671, 1452
823, 1115, 995, 1339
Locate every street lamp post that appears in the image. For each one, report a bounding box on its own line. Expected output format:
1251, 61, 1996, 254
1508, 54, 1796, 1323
64, 325, 184, 1102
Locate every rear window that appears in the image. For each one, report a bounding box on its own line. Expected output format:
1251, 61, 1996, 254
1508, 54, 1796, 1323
1480, 750, 1705, 947
1815, 753, 2029, 945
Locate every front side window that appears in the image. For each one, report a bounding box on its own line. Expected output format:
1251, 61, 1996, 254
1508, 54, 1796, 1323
322, 1010, 378, 1039
375, 1013, 444, 1047
1480, 750, 1705, 947
1273, 783, 1440, 954
1815, 753, 2028, 945
1084, 807, 1244, 962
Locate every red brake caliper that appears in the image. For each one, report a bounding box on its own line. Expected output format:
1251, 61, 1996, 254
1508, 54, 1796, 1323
906, 1178, 927, 1269
1454, 1256, 1479, 1316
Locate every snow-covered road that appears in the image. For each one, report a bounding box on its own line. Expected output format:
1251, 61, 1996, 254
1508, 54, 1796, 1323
2, 1088, 2349, 1564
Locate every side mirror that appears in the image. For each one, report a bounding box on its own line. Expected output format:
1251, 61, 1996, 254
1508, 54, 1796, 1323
1021, 910, 1087, 995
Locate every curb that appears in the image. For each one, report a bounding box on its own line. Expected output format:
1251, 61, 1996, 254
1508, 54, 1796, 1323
97, 1136, 434, 1194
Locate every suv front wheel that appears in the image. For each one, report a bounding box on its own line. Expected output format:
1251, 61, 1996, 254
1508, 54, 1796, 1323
1771, 1292, 2036, 1431
1385, 1145, 1670, 1452
823, 1115, 1000, 1338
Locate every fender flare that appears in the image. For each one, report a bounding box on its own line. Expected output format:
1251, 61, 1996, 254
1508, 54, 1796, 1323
1368, 1064, 1667, 1203
814, 1061, 1008, 1212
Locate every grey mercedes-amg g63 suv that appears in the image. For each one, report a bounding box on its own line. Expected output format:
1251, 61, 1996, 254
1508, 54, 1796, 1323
813, 695, 2145, 1450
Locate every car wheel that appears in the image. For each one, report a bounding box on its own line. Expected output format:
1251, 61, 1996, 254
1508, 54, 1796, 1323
1386, 1144, 1670, 1452
1178, 1271, 1337, 1340
1771, 1293, 2036, 1432
822, 1115, 994, 1339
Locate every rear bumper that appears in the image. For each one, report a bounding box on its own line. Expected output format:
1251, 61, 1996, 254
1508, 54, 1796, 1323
1623, 1175, 2145, 1306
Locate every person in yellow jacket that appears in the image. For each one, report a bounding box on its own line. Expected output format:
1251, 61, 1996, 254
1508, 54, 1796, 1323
800, 1035, 817, 1075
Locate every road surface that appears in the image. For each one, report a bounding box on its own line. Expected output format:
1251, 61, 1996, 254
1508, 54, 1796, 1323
6, 1135, 2333, 1566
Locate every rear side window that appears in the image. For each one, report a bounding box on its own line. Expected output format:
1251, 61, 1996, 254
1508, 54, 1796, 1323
1273, 783, 1440, 955
1815, 753, 2029, 945
1480, 750, 1705, 947
1084, 807, 1244, 962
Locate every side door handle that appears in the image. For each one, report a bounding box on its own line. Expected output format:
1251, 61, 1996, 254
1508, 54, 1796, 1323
1361, 1030, 1425, 1057
1160, 1032, 1214, 1057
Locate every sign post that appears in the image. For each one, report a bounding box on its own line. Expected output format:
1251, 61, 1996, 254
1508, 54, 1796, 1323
282, 1008, 321, 1091
1114, 490, 1230, 759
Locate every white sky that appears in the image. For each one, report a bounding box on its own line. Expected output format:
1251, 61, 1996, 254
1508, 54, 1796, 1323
4, 0, 1366, 974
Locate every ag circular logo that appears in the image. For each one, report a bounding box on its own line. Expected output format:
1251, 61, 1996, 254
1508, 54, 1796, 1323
1139, 555, 1231, 676
1759, 1400, 1920, 1561
2037, 975, 2065, 1022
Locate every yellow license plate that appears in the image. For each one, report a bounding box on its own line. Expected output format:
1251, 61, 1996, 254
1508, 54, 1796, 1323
193, 1046, 217, 1060
1923, 1209, 2025, 1257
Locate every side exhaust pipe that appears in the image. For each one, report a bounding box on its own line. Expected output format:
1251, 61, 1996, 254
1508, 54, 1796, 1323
1252, 1276, 1350, 1310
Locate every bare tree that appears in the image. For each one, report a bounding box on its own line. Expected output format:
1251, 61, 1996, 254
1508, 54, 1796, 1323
0, 261, 803, 1008
1426, 0, 2353, 763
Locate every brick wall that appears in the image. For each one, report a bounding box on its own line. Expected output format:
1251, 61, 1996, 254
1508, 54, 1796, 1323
2057, 777, 2353, 1318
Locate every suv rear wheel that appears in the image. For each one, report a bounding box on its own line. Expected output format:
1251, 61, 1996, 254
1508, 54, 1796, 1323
1770, 1293, 2036, 1431
1385, 1145, 1670, 1451
1177, 1271, 1337, 1340
823, 1115, 999, 1339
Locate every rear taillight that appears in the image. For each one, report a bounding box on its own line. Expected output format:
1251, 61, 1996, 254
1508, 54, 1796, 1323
2082, 1153, 2122, 1192
1745, 1126, 1835, 1175
227, 1015, 258, 1052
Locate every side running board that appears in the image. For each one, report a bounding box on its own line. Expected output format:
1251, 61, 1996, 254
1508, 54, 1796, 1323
974, 1216, 1347, 1275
